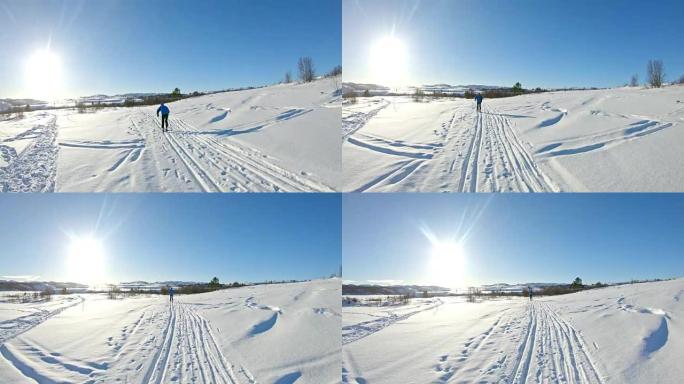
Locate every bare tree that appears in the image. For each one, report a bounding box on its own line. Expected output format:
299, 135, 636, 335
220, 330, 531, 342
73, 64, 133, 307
630, 74, 639, 87
647, 59, 665, 88
327, 65, 342, 77
284, 71, 292, 83
298, 57, 315, 83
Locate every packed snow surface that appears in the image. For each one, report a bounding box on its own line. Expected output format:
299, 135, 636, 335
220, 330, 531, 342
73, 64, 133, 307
342, 86, 684, 192
0, 78, 340, 192
0, 279, 340, 383
342, 278, 684, 383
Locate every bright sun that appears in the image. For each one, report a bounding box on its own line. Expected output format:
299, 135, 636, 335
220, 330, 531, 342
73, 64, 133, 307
429, 241, 465, 288
369, 35, 407, 87
67, 237, 106, 286
25, 50, 63, 100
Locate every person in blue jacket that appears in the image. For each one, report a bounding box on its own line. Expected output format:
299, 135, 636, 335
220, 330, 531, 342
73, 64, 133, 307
474, 93, 483, 113
169, 286, 174, 303
157, 103, 170, 132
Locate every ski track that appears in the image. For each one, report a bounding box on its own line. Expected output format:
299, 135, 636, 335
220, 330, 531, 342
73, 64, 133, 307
144, 112, 331, 192
1, 301, 255, 384
0, 108, 331, 192
342, 299, 443, 346
0, 296, 85, 344
144, 302, 252, 384
434, 301, 604, 384
0, 113, 58, 192
451, 106, 557, 192
348, 104, 558, 192
342, 99, 391, 139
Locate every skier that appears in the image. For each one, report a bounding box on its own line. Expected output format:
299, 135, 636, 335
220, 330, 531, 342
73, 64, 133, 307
156, 103, 170, 132
169, 286, 174, 303
474, 93, 483, 113
528, 287, 533, 301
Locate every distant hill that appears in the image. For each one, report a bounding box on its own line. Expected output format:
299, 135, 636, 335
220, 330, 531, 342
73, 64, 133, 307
480, 282, 563, 293
343, 282, 567, 296
343, 82, 513, 97
0, 98, 47, 107
342, 82, 391, 96
0, 280, 87, 291
343, 284, 450, 296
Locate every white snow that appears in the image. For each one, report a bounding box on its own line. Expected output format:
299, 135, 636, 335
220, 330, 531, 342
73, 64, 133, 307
0, 79, 340, 192
0, 279, 340, 383
343, 86, 684, 192
342, 278, 684, 383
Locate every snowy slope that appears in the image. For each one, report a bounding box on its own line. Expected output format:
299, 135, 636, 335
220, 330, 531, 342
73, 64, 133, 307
0, 78, 340, 192
342, 86, 684, 192
342, 278, 684, 383
0, 279, 340, 384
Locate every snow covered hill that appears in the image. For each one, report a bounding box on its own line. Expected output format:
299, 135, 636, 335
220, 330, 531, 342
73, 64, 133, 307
342, 86, 684, 192
0, 78, 340, 192
342, 278, 684, 383
0, 279, 340, 383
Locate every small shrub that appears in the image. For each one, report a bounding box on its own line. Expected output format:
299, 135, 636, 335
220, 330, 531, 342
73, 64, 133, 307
413, 88, 425, 102
343, 90, 357, 103
40, 287, 53, 301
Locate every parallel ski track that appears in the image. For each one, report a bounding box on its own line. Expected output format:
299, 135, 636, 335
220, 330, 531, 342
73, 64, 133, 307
456, 106, 557, 192
144, 113, 330, 192
144, 303, 255, 384
509, 302, 604, 384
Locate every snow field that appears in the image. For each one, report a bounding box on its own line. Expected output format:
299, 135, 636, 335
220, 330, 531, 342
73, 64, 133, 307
343, 86, 684, 192
342, 278, 684, 383
0, 279, 340, 384
0, 78, 340, 192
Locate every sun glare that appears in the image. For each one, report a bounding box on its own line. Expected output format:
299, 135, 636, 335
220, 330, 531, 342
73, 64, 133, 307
25, 50, 63, 100
67, 237, 106, 286
429, 241, 465, 288
369, 35, 408, 87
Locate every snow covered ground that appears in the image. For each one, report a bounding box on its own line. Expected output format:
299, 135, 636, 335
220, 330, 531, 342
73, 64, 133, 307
342, 278, 684, 383
0, 78, 340, 192
0, 279, 340, 384
342, 86, 684, 192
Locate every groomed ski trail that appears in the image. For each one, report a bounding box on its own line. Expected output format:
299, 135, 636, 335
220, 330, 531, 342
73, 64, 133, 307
436, 301, 604, 384
144, 302, 255, 384
142, 112, 332, 192
346, 104, 559, 192
0, 301, 256, 384
435, 105, 558, 193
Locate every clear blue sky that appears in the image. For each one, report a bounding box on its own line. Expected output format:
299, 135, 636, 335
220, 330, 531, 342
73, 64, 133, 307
343, 194, 684, 287
343, 0, 684, 88
0, 0, 341, 98
0, 194, 341, 284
